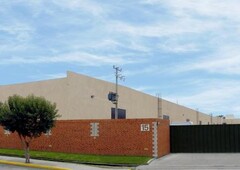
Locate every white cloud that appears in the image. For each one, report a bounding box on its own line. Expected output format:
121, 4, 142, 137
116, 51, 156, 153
0, 23, 34, 42
0, 52, 144, 66
165, 80, 240, 116
124, 65, 161, 77
52, 0, 105, 16
175, 46, 240, 75
110, 19, 220, 38
142, 0, 240, 20
79, 39, 150, 53
158, 42, 199, 53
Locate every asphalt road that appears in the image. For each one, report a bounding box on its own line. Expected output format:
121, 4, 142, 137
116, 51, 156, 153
137, 153, 240, 170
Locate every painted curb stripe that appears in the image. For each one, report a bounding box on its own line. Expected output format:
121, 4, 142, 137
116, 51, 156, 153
0, 160, 71, 170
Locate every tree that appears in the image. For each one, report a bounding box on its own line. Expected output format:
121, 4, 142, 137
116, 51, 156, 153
0, 94, 59, 163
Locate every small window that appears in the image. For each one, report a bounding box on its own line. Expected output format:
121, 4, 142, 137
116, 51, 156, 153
111, 108, 126, 119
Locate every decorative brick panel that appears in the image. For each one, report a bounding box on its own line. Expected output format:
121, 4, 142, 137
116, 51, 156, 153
0, 119, 170, 157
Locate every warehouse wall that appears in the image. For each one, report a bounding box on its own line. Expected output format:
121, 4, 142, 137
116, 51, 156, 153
0, 71, 158, 120
162, 100, 213, 125
0, 71, 236, 124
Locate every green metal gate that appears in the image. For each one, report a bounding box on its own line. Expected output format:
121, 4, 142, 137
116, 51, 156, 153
170, 124, 240, 153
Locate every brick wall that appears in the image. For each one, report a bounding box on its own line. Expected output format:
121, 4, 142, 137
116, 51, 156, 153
0, 119, 169, 157
157, 120, 170, 157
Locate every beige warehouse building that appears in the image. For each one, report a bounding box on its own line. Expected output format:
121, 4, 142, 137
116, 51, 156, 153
0, 71, 238, 124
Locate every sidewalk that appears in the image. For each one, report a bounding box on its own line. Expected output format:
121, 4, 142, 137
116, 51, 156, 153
0, 155, 131, 170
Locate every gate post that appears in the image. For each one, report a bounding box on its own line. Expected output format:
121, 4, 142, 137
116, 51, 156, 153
152, 122, 158, 158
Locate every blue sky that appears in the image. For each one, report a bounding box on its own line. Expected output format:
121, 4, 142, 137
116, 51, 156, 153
1, 0, 240, 117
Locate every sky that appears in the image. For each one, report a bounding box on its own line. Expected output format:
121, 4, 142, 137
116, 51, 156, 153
0, 0, 240, 118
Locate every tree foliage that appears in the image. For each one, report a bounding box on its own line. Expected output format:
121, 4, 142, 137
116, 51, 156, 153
0, 94, 59, 163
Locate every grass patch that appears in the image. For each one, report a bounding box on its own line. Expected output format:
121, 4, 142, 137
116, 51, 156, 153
0, 148, 151, 166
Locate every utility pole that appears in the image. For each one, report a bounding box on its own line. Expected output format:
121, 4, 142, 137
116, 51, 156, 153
113, 65, 124, 119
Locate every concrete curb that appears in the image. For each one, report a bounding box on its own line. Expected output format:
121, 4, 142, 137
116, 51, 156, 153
0, 160, 71, 170
147, 158, 156, 164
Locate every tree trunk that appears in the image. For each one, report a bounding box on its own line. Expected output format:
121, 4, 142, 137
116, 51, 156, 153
18, 134, 31, 163
25, 142, 30, 163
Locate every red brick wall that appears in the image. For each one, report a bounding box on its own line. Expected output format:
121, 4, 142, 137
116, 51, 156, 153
0, 119, 169, 157
158, 120, 170, 157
